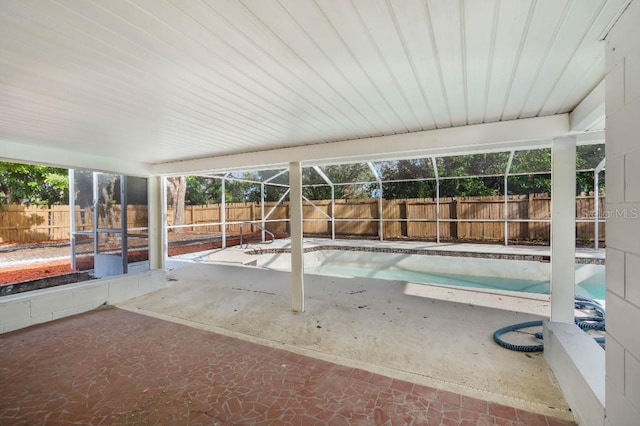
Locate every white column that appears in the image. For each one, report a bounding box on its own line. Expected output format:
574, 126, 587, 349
221, 177, 226, 249
148, 176, 165, 270
261, 183, 265, 242
550, 136, 576, 323
289, 162, 304, 312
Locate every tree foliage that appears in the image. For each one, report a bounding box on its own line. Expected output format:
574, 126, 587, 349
0, 162, 68, 205
167, 146, 606, 211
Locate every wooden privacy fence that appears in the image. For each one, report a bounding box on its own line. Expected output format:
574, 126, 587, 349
161, 194, 606, 242
0, 205, 148, 243
297, 194, 604, 243
0, 205, 71, 242
1, 194, 605, 244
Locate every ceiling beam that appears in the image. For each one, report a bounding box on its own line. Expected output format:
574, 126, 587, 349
0, 137, 151, 176
153, 114, 570, 175
569, 80, 605, 131
575, 130, 605, 145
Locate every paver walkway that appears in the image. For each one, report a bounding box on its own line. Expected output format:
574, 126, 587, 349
0, 307, 574, 425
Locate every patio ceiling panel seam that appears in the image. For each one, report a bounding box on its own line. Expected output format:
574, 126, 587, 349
240, 0, 392, 135
462, 0, 493, 127
385, 0, 437, 129
510, 1, 573, 121
51, 0, 325, 141
91, 0, 329, 138
287, 0, 400, 134
483, 1, 536, 123
423, 0, 455, 127
480, 0, 500, 125
132, 0, 342, 134
1, 1, 292, 145
540, 0, 629, 116
231, 0, 390, 135
197, 0, 373, 133
526, 1, 607, 117
351, 0, 427, 131
0, 55, 264, 152
497, 1, 537, 122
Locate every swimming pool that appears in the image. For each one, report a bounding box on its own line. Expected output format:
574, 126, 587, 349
253, 249, 605, 300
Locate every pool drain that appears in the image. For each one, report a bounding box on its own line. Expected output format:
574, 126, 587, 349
493, 296, 605, 352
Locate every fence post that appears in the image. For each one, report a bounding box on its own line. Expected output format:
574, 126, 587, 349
528, 193, 534, 240
451, 198, 458, 240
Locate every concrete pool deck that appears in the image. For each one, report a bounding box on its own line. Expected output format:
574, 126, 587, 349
120, 261, 575, 421
170, 238, 605, 316
174, 237, 604, 266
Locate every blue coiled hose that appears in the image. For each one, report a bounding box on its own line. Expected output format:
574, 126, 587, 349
493, 296, 605, 352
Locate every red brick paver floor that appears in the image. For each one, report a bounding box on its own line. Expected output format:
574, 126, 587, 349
0, 307, 574, 425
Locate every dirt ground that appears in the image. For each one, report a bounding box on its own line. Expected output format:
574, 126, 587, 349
0, 231, 283, 286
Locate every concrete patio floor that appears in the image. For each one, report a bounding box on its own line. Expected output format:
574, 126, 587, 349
116, 261, 574, 422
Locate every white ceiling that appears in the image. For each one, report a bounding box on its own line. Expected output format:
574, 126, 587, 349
0, 0, 629, 170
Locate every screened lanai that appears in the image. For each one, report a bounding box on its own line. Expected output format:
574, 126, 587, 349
165, 143, 605, 255
3, 0, 639, 423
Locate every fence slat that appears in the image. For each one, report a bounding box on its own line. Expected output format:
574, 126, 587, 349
1, 194, 606, 244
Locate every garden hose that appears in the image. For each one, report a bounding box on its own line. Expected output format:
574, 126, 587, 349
493, 296, 605, 352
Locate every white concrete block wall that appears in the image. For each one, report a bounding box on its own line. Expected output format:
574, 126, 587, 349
605, 1, 640, 424
544, 322, 605, 426
0, 269, 167, 334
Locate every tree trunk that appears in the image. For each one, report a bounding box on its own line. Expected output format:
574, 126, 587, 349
97, 175, 118, 230
167, 176, 187, 233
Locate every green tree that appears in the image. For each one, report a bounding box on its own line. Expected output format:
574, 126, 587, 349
576, 144, 605, 194
378, 159, 435, 199
185, 176, 222, 205
507, 149, 552, 195
301, 164, 375, 200
0, 162, 68, 205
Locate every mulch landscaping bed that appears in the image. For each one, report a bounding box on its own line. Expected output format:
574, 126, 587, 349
0, 231, 287, 288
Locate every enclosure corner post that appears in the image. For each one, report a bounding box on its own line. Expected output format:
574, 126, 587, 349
550, 136, 576, 323
221, 176, 226, 249
148, 175, 165, 270
68, 169, 77, 270
261, 183, 266, 242
289, 162, 305, 312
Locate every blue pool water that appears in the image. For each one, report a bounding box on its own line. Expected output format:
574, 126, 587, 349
307, 263, 605, 300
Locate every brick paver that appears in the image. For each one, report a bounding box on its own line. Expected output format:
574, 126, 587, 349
0, 307, 574, 425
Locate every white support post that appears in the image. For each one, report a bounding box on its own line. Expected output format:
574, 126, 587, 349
69, 169, 76, 270
148, 176, 165, 270
504, 151, 514, 246
221, 177, 226, 249
121, 175, 128, 274
261, 183, 265, 242
289, 162, 304, 312
431, 158, 440, 244
550, 137, 576, 323
378, 185, 384, 241
593, 158, 605, 251
93, 172, 99, 255
594, 171, 599, 250
367, 162, 383, 241
504, 176, 508, 246
331, 185, 335, 240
